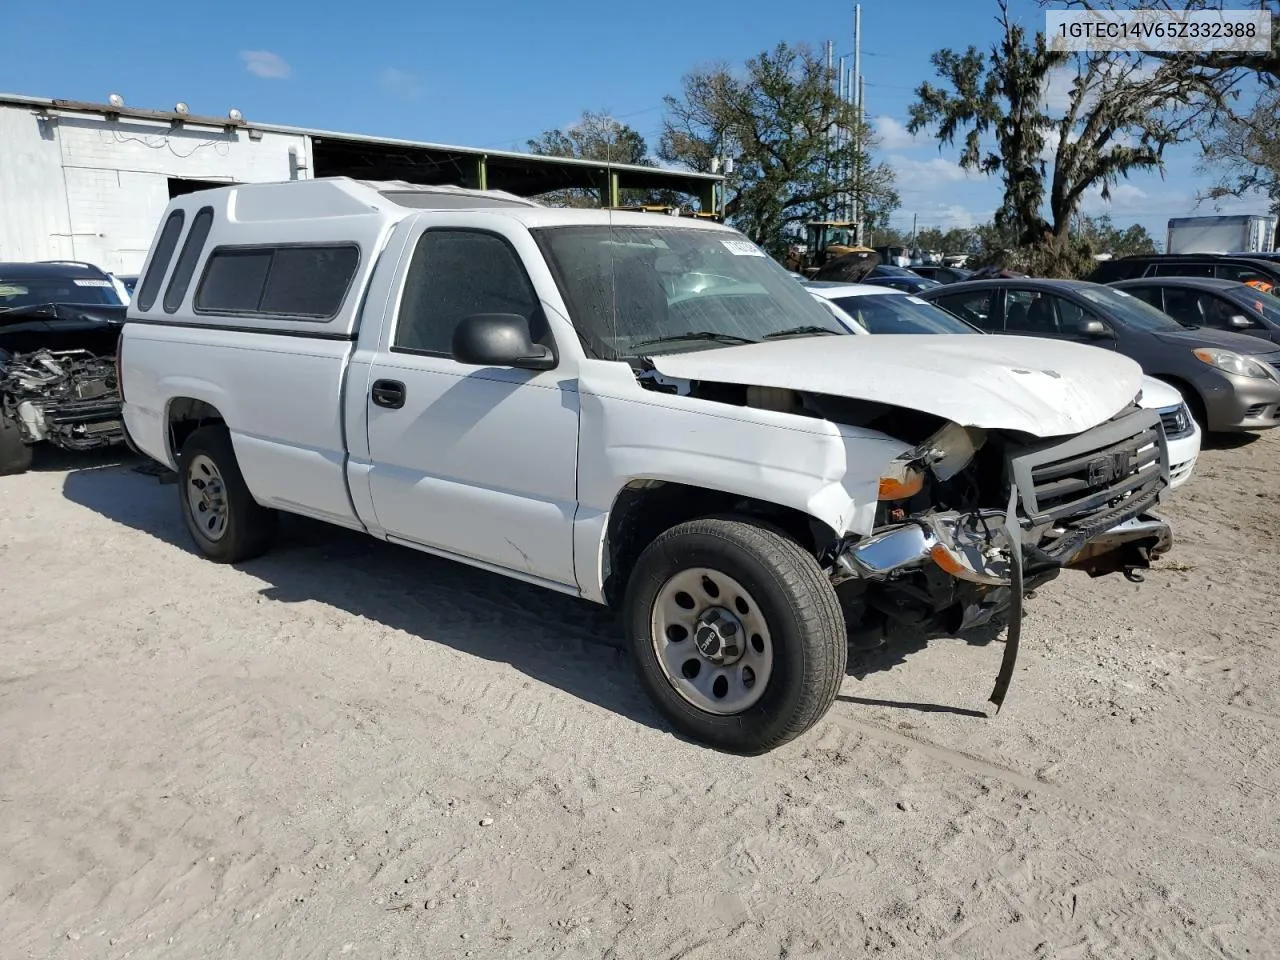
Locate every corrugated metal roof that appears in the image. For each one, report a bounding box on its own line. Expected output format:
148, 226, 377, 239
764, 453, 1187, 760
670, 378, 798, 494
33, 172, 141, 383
0, 92, 722, 184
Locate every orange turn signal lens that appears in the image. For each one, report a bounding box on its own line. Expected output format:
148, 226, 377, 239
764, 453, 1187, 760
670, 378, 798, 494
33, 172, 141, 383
929, 543, 968, 577
878, 466, 924, 501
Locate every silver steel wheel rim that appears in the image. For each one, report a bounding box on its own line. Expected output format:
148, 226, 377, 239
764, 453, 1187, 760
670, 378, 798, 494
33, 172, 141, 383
650, 567, 774, 716
186, 453, 229, 543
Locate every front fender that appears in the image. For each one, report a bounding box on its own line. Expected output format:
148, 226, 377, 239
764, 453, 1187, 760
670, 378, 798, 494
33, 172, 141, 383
573, 359, 908, 601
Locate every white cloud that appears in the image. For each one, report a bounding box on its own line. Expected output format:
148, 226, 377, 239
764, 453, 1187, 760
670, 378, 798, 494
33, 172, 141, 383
1041, 60, 1158, 118
883, 203, 991, 235
872, 116, 926, 150
1042, 127, 1133, 163
889, 154, 981, 184
934, 204, 984, 229
1041, 129, 1061, 162
241, 50, 291, 80
380, 68, 425, 100
1040, 66, 1077, 116
1081, 182, 1149, 214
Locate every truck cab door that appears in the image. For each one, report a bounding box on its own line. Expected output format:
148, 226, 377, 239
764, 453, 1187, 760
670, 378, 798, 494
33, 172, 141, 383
361, 224, 580, 590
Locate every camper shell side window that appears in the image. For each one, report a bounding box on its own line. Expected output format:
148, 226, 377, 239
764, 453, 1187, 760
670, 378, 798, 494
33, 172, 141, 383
193, 243, 361, 321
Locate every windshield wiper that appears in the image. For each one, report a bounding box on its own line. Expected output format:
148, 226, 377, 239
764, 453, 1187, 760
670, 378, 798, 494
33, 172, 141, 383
762, 325, 842, 339
632, 330, 759, 348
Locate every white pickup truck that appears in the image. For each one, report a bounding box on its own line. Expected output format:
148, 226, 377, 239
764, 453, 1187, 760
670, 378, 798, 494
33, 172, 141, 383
119, 178, 1174, 754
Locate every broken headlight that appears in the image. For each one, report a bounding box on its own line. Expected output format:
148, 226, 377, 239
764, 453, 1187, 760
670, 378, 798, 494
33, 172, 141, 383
877, 422, 987, 501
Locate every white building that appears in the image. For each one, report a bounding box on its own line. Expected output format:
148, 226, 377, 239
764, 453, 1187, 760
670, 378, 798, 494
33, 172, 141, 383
0, 93, 722, 275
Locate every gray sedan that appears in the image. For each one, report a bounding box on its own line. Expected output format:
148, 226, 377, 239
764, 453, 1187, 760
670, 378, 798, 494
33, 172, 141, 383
919, 278, 1280, 433
1108, 276, 1280, 345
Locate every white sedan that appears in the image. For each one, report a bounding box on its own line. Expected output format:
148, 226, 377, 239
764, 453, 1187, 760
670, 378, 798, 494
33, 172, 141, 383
805, 281, 1201, 489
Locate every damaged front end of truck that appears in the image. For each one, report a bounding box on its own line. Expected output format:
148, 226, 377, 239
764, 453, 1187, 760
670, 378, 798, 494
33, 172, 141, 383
824, 404, 1172, 708
638, 334, 1175, 711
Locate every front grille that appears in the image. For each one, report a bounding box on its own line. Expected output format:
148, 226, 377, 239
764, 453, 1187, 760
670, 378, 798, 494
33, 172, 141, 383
1158, 403, 1194, 439
1009, 407, 1168, 560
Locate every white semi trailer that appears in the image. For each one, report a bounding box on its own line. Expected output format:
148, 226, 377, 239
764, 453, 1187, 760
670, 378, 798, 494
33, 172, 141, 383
1166, 214, 1277, 255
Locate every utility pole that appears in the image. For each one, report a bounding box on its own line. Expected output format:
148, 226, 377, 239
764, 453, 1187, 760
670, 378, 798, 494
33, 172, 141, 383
857, 73, 865, 229
838, 56, 847, 222
911, 212, 918, 251
852, 3, 862, 240
825, 40, 835, 220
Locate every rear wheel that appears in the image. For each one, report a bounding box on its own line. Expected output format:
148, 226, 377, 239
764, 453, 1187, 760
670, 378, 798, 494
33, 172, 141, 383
0, 413, 34, 476
623, 518, 846, 754
178, 426, 276, 562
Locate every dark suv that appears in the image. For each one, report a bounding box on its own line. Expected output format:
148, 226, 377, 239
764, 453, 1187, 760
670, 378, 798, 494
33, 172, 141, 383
1087, 254, 1280, 290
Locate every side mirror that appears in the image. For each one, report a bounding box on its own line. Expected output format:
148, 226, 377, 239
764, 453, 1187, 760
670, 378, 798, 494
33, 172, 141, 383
1080, 318, 1111, 338
451, 313, 555, 370
1229, 314, 1253, 329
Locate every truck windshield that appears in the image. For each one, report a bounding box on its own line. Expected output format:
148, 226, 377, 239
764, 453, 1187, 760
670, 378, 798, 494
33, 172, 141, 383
532, 225, 845, 358
0, 277, 124, 310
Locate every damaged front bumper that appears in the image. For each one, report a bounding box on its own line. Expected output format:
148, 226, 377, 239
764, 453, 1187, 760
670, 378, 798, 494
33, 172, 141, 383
835, 507, 1172, 588
832, 406, 1173, 712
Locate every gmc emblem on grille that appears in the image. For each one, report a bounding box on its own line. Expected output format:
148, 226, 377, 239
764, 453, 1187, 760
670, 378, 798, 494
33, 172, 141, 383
1086, 453, 1128, 488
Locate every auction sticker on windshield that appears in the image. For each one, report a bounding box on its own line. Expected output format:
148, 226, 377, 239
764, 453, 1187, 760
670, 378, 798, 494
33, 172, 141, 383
73, 279, 113, 287
721, 239, 765, 257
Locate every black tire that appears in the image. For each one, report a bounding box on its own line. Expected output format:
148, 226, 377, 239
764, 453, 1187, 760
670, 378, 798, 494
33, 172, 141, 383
0, 413, 34, 476
622, 517, 846, 754
177, 425, 276, 563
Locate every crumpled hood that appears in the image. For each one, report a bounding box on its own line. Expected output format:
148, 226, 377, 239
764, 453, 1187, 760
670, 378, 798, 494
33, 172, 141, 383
650, 334, 1144, 438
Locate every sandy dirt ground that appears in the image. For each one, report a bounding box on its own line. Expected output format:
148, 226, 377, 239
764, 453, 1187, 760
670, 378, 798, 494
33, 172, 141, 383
2, 433, 1279, 960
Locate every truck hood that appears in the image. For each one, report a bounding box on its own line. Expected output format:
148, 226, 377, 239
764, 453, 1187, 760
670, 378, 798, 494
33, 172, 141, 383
649, 334, 1143, 438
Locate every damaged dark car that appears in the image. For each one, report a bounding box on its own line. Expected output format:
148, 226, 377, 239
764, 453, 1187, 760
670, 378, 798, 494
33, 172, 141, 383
0, 262, 127, 475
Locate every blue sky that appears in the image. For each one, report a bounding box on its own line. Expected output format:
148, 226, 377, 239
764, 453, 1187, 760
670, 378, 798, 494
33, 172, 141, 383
1, 0, 1264, 243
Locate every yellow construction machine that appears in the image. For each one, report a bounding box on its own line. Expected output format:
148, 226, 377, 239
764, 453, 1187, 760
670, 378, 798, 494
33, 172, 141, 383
786, 221, 875, 275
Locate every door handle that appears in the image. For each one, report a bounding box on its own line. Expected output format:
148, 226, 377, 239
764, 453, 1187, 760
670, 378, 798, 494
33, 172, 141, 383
371, 379, 406, 409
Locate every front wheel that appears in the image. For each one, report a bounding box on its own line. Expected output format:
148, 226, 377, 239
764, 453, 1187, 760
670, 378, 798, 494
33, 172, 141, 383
178, 425, 277, 563
623, 518, 847, 754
